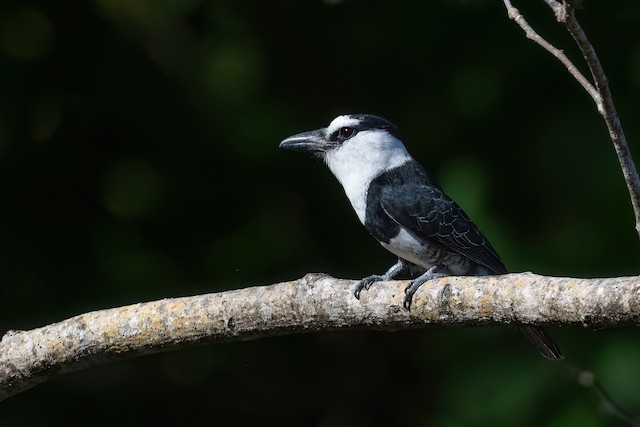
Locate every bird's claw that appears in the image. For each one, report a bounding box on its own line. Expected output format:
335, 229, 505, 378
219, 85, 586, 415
402, 266, 445, 311
402, 283, 419, 310
354, 275, 383, 299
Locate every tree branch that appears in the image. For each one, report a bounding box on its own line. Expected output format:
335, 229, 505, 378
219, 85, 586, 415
503, 0, 640, 238
2, 272, 640, 401
503, 0, 598, 100
561, 7, 640, 238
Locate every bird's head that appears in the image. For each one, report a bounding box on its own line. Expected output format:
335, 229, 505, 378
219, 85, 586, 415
279, 114, 411, 180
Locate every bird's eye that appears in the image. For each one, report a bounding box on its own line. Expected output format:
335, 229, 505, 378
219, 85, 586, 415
337, 127, 355, 141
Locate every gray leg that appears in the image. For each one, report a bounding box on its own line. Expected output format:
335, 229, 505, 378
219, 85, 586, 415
354, 259, 408, 300
403, 265, 445, 310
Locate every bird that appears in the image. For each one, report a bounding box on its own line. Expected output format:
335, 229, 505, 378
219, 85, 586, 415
279, 113, 563, 360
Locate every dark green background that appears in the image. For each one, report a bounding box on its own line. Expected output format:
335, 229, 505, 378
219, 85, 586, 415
1, 0, 639, 425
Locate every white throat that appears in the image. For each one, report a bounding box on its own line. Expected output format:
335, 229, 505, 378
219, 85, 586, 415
324, 130, 411, 223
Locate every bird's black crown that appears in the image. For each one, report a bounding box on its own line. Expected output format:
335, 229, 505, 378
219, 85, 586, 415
349, 114, 399, 136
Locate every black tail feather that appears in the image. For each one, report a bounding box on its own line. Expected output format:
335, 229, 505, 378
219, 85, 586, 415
521, 325, 564, 360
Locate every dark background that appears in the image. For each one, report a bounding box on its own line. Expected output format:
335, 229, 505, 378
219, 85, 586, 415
1, 0, 640, 425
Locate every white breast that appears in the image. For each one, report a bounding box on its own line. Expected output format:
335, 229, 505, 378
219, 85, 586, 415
324, 130, 411, 224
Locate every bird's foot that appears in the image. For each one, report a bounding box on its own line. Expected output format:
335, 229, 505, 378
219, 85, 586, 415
354, 275, 384, 300
403, 266, 445, 310
353, 259, 408, 300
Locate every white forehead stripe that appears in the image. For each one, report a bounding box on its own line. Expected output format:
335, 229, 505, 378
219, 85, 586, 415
326, 115, 361, 135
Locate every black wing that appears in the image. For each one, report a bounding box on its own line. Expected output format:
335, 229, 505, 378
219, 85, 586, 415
376, 168, 507, 275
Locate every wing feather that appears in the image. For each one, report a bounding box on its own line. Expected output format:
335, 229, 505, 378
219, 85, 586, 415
379, 183, 506, 274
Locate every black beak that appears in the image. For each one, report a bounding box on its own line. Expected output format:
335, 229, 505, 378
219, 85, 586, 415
279, 129, 330, 154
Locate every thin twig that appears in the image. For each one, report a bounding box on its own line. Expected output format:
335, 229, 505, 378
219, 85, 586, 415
542, 0, 568, 22
503, 0, 640, 238
575, 368, 640, 426
503, 0, 598, 100
561, 6, 640, 238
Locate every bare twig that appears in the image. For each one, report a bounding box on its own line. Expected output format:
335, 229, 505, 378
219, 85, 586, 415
503, 0, 640, 238
2, 272, 640, 401
575, 368, 640, 426
561, 6, 640, 238
503, 0, 598, 100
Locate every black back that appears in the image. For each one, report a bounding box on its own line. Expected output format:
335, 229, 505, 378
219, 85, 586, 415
365, 160, 506, 274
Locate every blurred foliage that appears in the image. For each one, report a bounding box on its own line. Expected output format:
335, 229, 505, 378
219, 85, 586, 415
0, 0, 639, 425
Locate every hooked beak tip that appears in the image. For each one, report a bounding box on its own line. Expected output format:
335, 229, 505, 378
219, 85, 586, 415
279, 129, 327, 154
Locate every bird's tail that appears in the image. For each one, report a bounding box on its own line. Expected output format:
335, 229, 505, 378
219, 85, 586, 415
521, 325, 564, 360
